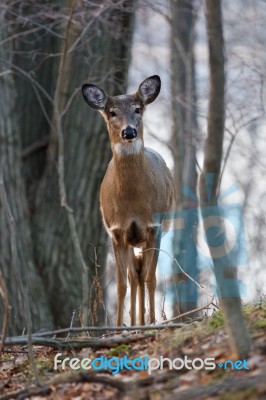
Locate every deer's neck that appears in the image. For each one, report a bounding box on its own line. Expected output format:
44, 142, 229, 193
112, 145, 146, 181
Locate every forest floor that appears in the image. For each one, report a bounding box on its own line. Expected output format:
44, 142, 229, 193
0, 300, 266, 400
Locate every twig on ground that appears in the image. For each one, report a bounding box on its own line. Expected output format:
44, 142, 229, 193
4, 333, 156, 350
3, 317, 208, 350
162, 297, 215, 324
30, 322, 187, 337
66, 310, 77, 340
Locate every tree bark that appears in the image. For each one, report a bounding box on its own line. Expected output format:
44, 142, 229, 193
0, 0, 135, 332
199, 0, 250, 358
0, 4, 53, 331
170, 0, 198, 316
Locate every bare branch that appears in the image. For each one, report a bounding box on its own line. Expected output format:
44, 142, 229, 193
220, 114, 265, 186
0, 26, 43, 47
162, 297, 217, 324
142, 247, 216, 301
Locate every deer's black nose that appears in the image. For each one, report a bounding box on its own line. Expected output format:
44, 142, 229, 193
122, 127, 137, 140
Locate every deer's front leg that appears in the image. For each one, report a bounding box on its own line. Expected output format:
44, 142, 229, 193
138, 270, 145, 325
112, 240, 128, 326
128, 269, 137, 326
143, 227, 161, 324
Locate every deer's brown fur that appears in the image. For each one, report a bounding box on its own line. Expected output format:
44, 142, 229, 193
82, 76, 175, 325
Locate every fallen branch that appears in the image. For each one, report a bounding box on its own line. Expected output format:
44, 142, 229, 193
2, 319, 207, 350
3, 333, 156, 349
0, 371, 126, 400
29, 322, 187, 338
0, 368, 175, 400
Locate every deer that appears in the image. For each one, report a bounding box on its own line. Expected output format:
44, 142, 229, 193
82, 75, 175, 326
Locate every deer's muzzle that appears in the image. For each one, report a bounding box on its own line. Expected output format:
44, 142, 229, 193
122, 127, 137, 140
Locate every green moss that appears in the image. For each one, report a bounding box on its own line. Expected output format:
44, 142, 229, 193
220, 386, 257, 400
205, 311, 224, 332
35, 357, 54, 373
242, 304, 254, 318
243, 300, 266, 332
107, 344, 130, 357
0, 353, 11, 362
252, 317, 266, 330
172, 328, 195, 346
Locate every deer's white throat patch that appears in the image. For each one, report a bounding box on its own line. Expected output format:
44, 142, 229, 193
114, 139, 143, 156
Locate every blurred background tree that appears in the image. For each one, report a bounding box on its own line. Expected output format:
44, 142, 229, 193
0, 0, 134, 332
170, 0, 198, 317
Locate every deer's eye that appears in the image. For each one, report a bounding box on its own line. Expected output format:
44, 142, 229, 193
110, 111, 116, 117
135, 107, 141, 114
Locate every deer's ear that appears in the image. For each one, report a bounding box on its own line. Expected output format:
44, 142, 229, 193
138, 75, 161, 105
82, 84, 108, 110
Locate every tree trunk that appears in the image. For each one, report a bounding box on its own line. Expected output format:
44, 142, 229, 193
170, 0, 198, 317
199, 0, 250, 358
0, 0, 134, 332
0, 4, 53, 332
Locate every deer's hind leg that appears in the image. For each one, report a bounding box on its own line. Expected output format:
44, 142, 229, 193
143, 227, 162, 324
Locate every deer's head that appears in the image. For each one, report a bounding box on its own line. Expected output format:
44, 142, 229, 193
82, 75, 161, 156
